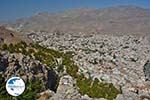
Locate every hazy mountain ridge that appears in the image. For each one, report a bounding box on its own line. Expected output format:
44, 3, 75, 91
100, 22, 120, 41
6, 5, 150, 35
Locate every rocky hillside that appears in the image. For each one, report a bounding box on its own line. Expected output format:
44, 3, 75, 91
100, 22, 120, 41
0, 39, 120, 100
7, 5, 150, 35
0, 26, 31, 44
0, 51, 58, 100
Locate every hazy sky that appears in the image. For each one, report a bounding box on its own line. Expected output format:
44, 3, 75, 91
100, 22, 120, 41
0, 0, 150, 21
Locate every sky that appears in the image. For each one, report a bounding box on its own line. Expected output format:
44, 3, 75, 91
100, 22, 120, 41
0, 0, 150, 21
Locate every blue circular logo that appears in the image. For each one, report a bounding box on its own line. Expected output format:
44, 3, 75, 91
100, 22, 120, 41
6, 77, 25, 96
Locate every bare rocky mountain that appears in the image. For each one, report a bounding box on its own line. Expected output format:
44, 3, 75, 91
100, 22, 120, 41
8, 5, 150, 35
0, 26, 31, 44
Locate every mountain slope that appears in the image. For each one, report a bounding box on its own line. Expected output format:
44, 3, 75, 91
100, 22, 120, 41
0, 26, 31, 44
8, 5, 150, 35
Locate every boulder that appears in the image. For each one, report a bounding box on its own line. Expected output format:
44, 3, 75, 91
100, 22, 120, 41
143, 60, 150, 81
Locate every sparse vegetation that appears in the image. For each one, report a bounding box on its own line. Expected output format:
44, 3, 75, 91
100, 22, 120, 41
17, 78, 45, 100
0, 42, 79, 77
0, 42, 120, 100
76, 76, 120, 100
0, 73, 12, 100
